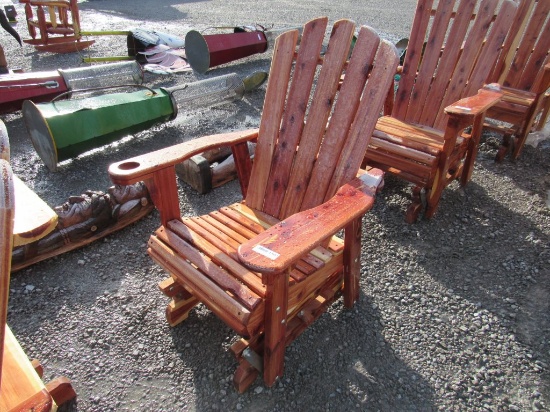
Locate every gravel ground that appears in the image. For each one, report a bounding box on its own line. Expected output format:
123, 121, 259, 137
1, 1, 549, 411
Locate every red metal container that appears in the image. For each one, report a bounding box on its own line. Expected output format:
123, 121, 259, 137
0, 71, 68, 114
185, 30, 268, 74
0, 61, 143, 114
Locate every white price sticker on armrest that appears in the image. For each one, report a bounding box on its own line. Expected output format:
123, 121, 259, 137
252, 245, 280, 260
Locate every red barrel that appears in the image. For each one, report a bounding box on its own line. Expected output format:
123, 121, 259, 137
0, 71, 68, 114
185, 30, 268, 74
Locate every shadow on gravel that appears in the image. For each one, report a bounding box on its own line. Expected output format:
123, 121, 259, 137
371, 157, 550, 408
166, 296, 437, 411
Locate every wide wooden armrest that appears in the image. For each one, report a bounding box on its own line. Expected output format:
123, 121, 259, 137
109, 129, 259, 186
445, 84, 503, 117
238, 170, 383, 273
534, 62, 550, 94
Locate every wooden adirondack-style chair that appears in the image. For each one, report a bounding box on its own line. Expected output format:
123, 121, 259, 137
0, 158, 76, 410
109, 17, 398, 391
484, 0, 550, 161
363, 0, 517, 223
20, 0, 94, 53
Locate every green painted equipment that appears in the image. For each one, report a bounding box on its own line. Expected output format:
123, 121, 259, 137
22, 73, 249, 171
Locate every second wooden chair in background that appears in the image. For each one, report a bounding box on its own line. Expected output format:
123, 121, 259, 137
484, 0, 550, 161
20, 0, 94, 53
363, 0, 517, 222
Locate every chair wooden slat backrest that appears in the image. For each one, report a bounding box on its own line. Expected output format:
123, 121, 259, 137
394, 0, 514, 130
248, 19, 396, 219
490, 0, 550, 92
483, 0, 550, 160
363, 0, 518, 222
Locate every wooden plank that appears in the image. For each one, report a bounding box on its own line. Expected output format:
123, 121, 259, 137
228, 203, 336, 263
239, 181, 375, 273
491, 0, 537, 84
324, 40, 399, 200
301, 25, 380, 210
147, 241, 256, 337
369, 136, 436, 165
168, 219, 266, 297
152, 229, 262, 310
231, 141, 253, 198
12, 175, 58, 247
262, 270, 289, 386
364, 151, 431, 186
208, 210, 258, 240
186, 216, 241, 259
508, 0, 550, 90
372, 127, 442, 156
245, 30, 299, 210
517, 16, 550, 91
417, 0, 477, 127
343, 217, 362, 308
200, 214, 250, 245
218, 206, 265, 234
262, 17, 328, 217
109, 129, 259, 186
405, 0, 458, 124
280, 19, 356, 218
433, 0, 504, 128
393, 0, 435, 120
460, 0, 518, 103
0, 159, 14, 405
0, 326, 51, 411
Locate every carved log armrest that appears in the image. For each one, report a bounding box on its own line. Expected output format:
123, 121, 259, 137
238, 171, 383, 274
445, 85, 503, 120
109, 129, 259, 186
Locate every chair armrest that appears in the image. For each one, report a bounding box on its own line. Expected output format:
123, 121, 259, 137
238, 170, 383, 274
108, 128, 259, 185
445, 84, 503, 117
533, 62, 550, 95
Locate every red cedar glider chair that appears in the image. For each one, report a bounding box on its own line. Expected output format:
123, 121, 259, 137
0, 156, 76, 410
484, 0, 550, 161
20, 0, 94, 53
363, 0, 518, 223
109, 17, 398, 392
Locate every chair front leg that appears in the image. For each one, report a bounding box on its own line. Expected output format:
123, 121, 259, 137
262, 269, 289, 386
426, 116, 463, 219
461, 112, 485, 186
343, 216, 362, 307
